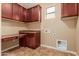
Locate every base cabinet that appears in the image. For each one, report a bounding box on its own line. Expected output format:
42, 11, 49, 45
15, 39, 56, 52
19, 31, 40, 49
78, 3, 79, 16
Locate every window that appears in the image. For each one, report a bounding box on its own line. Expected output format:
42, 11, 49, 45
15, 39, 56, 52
46, 7, 55, 19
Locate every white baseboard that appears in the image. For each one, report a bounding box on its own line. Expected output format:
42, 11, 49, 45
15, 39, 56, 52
1, 44, 78, 56
41, 44, 78, 56
2, 44, 19, 52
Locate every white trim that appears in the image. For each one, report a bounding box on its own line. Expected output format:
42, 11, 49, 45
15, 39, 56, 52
2, 44, 19, 52
41, 44, 78, 56
1, 44, 78, 56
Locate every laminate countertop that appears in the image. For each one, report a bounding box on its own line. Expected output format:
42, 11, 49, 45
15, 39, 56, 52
2, 34, 19, 39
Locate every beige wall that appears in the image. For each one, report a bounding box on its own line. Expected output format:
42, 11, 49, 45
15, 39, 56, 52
40, 3, 77, 51
2, 18, 28, 35
2, 19, 41, 35
26, 22, 41, 30
76, 16, 79, 55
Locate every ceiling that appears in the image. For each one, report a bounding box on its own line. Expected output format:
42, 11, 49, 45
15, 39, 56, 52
18, 3, 56, 9
18, 3, 39, 9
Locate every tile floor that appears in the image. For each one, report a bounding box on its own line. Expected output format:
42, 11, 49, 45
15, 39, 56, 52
2, 47, 76, 56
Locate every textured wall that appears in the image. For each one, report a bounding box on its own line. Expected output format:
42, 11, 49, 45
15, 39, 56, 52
2, 18, 28, 35
40, 3, 77, 51
26, 22, 41, 30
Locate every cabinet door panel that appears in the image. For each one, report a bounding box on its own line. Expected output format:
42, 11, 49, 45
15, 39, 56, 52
31, 6, 41, 21
36, 33, 40, 47
27, 33, 40, 49
61, 3, 77, 17
13, 4, 24, 22
12, 4, 20, 21
19, 38, 26, 47
23, 8, 28, 22
19, 34, 27, 47
2, 3, 12, 19
26, 37, 36, 48
27, 9, 32, 22
26, 33, 37, 48
27, 5, 41, 22
77, 3, 79, 16
31, 7, 37, 21
19, 6, 24, 22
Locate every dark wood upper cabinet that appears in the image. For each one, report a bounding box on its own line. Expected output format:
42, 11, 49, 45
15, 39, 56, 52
27, 9, 32, 22
19, 6, 24, 22
2, 3, 13, 19
31, 5, 41, 22
2, 3, 41, 22
12, 4, 21, 21
61, 3, 77, 17
12, 4, 26, 22
27, 5, 41, 22
77, 3, 79, 16
23, 8, 28, 22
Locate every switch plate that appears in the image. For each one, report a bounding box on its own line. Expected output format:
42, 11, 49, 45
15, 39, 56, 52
43, 29, 51, 33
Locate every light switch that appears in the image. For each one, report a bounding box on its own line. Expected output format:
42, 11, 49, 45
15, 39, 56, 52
43, 29, 51, 33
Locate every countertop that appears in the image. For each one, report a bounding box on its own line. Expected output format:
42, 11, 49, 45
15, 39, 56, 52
19, 30, 40, 34
2, 34, 19, 39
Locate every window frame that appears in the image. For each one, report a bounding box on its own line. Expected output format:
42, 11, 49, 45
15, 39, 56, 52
46, 6, 56, 19
46, 6, 55, 14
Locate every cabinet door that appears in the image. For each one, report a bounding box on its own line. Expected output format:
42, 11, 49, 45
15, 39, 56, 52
31, 6, 41, 21
2, 3, 12, 19
26, 33, 36, 48
12, 4, 20, 21
19, 34, 27, 47
19, 6, 24, 22
61, 3, 77, 17
23, 8, 28, 22
26, 33, 33, 47
77, 3, 79, 16
27, 9, 32, 22
26, 33, 40, 49
35, 33, 40, 47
